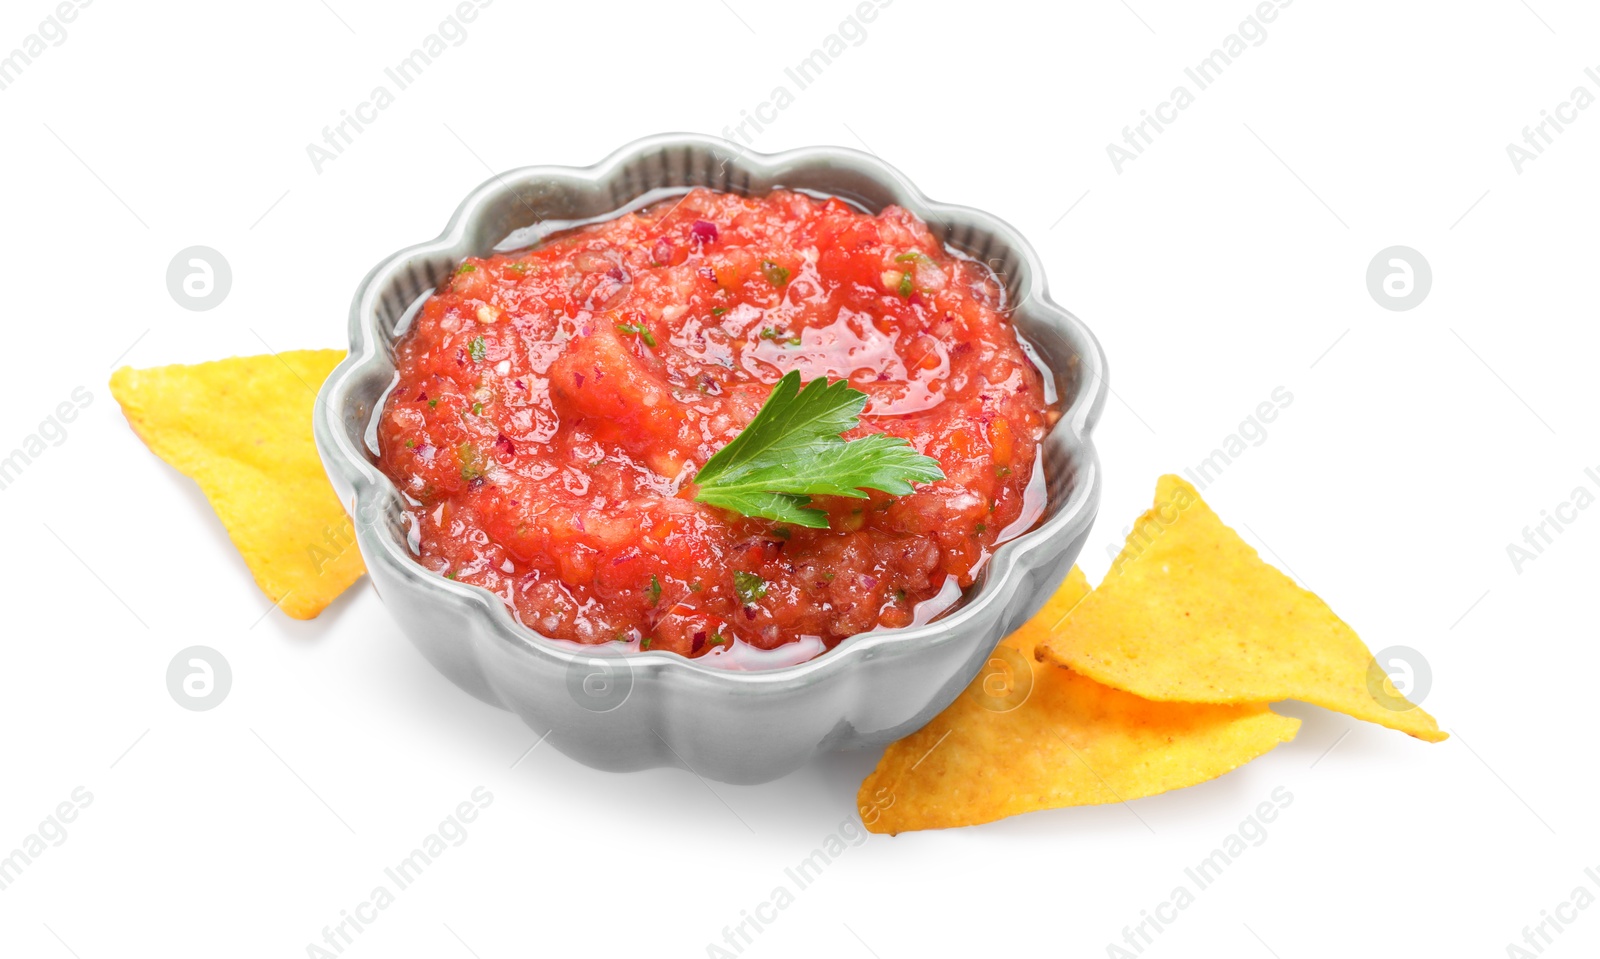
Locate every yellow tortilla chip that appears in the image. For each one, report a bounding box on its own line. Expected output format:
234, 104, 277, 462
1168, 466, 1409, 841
858, 567, 1301, 834
111, 351, 363, 620
1037, 476, 1444, 742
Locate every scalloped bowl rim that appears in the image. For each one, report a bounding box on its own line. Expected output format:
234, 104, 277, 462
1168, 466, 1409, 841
316, 132, 1108, 693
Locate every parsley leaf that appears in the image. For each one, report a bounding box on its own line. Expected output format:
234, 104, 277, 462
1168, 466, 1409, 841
647, 573, 662, 607
692, 371, 945, 527
468, 336, 487, 362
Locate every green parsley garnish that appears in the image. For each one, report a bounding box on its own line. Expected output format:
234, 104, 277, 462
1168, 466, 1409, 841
734, 571, 768, 605
647, 574, 662, 607
468, 336, 487, 362
640, 637, 653, 650
707, 632, 726, 646
443, 570, 456, 579
456, 263, 477, 274
760, 260, 790, 287
711, 306, 727, 316
691, 372, 944, 527
897, 271, 914, 297
616, 322, 657, 348
428, 398, 439, 409
405, 438, 416, 449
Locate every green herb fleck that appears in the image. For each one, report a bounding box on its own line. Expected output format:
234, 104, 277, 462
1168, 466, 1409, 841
428, 398, 439, 409
640, 637, 653, 650
690, 372, 945, 528
975, 523, 987, 535
469, 336, 487, 362
734, 571, 768, 605
711, 306, 727, 316
761, 260, 790, 287
507, 261, 530, 274
647, 574, 662, 607
690, 581, 703, 592
443, 570, 456, 580
707, 632, 726, 646
456, 263, 478, 274
897, 270, 914, 297
404, 438, 416, 449
458, 442, 484, 481
893, 251, 928, 264
893, 588, 906, 602
762, 326, 801, 346
616, 322, 657, 348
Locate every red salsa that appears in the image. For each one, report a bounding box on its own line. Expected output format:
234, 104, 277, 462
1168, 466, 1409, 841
378, 188, 1052, 664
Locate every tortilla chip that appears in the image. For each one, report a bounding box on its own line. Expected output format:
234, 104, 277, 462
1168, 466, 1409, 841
111, 351, 363, 620
857, 566, 1301, 834
1036, 476, 1444, 742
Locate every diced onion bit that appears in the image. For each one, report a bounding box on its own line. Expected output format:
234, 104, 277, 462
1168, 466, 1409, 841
691, 220, 719, 246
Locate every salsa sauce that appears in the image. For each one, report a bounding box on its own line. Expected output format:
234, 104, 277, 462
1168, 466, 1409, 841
378, 188, 1052, 663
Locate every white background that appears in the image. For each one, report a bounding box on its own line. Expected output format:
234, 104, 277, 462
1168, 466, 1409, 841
1, 0, 1595, 956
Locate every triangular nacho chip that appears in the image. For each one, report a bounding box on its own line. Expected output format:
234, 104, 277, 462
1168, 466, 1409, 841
1036, 476, 1444, 742
111, 350, 363, 620
858, 567, 1301, 834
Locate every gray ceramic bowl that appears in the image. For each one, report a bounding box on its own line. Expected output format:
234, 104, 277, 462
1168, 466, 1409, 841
314, 133, 1108, 785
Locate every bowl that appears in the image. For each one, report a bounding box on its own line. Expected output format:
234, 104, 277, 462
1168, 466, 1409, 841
314, 133, 1108, 785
